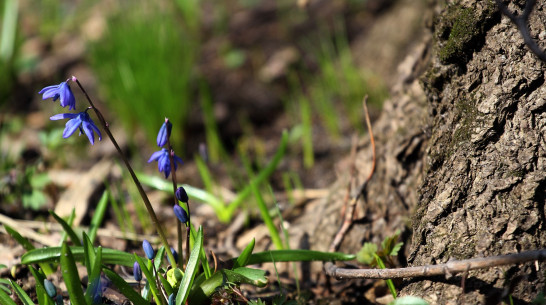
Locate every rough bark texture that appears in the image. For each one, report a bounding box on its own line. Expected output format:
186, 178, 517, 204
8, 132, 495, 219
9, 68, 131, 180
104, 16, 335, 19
293, 0, 546, 303
405, 0, 546, 304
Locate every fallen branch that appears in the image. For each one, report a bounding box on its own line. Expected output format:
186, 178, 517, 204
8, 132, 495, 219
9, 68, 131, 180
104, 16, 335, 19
324, 249, 546, 280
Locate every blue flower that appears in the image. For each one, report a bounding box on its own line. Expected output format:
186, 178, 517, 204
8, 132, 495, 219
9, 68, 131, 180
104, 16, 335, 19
175, 186, 188, 203
169, 247, 178, 265
147, 148, 183, 178
50, 111, 102, 145
39, 81, 76, 110
142, 240, 155, 260
157, 119, 172, 147
174, 204, 188, 223
133, 261, 142, 282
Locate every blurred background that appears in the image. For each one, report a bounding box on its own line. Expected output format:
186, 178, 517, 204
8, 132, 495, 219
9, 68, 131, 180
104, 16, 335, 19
0, 0, 425, 220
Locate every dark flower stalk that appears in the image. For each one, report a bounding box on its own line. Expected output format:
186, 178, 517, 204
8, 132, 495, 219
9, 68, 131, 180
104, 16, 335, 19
166, 134, 190, 268
71, 77, 177, 267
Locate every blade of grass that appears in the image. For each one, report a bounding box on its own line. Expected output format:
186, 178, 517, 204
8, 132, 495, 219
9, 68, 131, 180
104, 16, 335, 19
374, 254, 397, 299
103, 267, 148, 305
9, 280, 34, 305
85, 246, 103, 305
176, 226, 203, 305
3, 225, 54, 275
0, 286, 16, 305
234, 250, 355, 265
58, 209, 76, 246
50, 210, 81, 246
249, 180, 283, 250
60, 242, 86, 305
89, 190, 109, 243
233, 238, 255, 268
82, 232, 95, 279
22, 246, 138, 266
28, 266, 50, 305
134, 254, 164, 305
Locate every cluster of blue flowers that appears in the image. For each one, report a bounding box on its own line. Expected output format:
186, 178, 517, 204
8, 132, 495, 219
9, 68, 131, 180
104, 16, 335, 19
148, 119, 183, 178
39, 78, 102, 145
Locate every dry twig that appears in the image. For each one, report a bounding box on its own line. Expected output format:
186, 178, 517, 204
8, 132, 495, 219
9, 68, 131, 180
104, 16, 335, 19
329, 96, 376, 253
324, 249, 546, 279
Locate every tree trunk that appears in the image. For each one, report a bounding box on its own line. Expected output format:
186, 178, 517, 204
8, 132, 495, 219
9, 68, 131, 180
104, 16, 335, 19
403, 0, 546, 304
295, 0, 545, 303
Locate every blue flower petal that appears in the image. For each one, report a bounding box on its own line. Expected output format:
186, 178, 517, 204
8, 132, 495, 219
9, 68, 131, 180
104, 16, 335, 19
82, 120, 95, 145
63, 118, 82, 138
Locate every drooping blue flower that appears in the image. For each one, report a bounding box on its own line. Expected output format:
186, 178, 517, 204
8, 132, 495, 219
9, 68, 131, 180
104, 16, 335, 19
39, 81, 76, 110
133, 261, 142, 282
142, 240, 155, 260
147, 148, 183, 178
157, 118, 172, 147
175, 186, 188, 203
174, 204, 189, 223
50, 111, 102, 145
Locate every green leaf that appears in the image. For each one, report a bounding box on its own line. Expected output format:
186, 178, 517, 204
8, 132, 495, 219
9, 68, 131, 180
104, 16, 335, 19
28, 266, 52, 305
189, 267, 268, 305
176, 226, 203, 305
134, 254, 163, 305
60, 242, 86, 305
85, 246, 103, 305
4, 224, 34, 251
356, 243, 378, 265
0, 287, 16, 305
82, 232, 95, 277
22, 246, 138, 266
50, 210, 81, 246
3, 225, 55, 275
233, 250, 355, 266
103, 268, 148, 305
59, 209, 76, 246
88, 190, 109, 243
9, 279, 34, 305
381, 230, 403, 257
234, 238, 255, 268
388, 296, 429, 305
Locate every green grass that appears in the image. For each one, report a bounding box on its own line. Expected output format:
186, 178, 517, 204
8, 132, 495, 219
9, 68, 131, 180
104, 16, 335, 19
89, 1, 199, 150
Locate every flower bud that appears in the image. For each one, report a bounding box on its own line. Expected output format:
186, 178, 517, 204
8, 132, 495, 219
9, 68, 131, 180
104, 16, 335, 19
169, 247, 178, 265
174, 205, 189, 223
175, 186, 188, 203
142, 240, 155, 260
168, 293, 175, 305
157, 119, 173, 147
44, 279, 57, 298
133, 261, 142, 282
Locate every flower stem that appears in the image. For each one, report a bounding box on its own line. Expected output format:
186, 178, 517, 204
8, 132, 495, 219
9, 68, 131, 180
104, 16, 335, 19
73, 78, 177, 267
166, 138, 185, 269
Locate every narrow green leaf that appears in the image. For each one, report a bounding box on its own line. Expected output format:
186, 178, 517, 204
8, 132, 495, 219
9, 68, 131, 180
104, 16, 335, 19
50, 210, 81, 246
159, 274, 174, 296
60, 242, 87, 305
22, 246, 137, 266
89, 190, 109, 243
234, 238, 255, 268
9, 280, 34, 305
226, 131, 289, 219
28, 266, 53, 305
4, 224, 34, 251
134, 254, 163, 305
85, 246, 103, 305
0, 287, 16, 305
59, 209, 76, 246
103, 268, 148, 305
82, 232, 95, 277
176, 226, 203, 305
189, 225, 211, 278
250, 180, 284, 250
234, 250, 355, 265
189, 268, 267, 305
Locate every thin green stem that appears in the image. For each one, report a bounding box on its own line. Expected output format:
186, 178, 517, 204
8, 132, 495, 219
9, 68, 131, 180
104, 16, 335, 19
166, 137, 185, 269
73, 78, 177, 268
374, 254, 397, 299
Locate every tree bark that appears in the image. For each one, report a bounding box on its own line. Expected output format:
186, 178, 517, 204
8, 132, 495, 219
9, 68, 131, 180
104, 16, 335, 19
294, 0, 546, 303
404, 0, 546, 304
